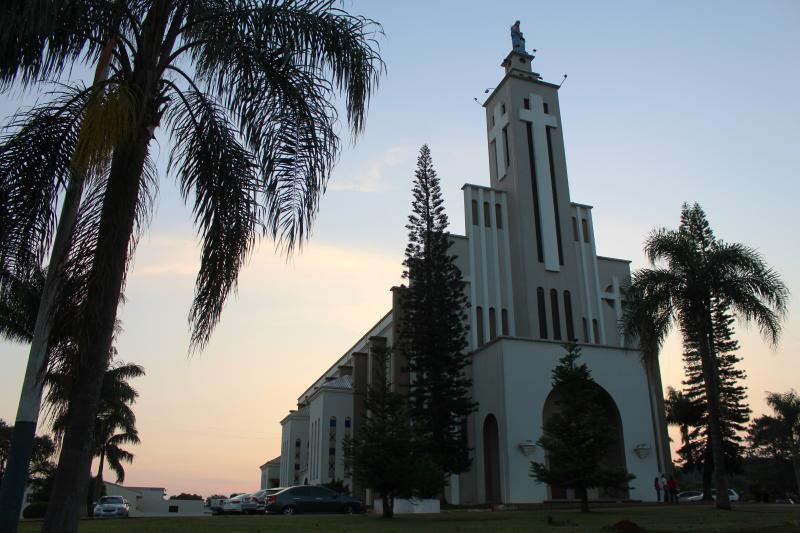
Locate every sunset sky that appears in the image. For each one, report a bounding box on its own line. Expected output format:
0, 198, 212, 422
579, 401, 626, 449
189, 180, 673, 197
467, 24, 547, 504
1, 1, 798, 497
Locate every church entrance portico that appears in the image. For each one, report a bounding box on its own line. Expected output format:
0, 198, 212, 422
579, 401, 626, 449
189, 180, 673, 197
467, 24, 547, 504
470, 337, 660, 505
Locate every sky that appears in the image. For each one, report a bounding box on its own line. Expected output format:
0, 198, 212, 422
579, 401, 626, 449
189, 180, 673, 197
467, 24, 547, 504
1, 0, 798, 497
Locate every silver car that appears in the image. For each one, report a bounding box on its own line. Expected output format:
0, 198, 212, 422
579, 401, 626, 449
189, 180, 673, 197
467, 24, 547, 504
683, 489, 740, 502
220, 494, 246, 514
241, 488, 286, 514
93, 495, 130, 518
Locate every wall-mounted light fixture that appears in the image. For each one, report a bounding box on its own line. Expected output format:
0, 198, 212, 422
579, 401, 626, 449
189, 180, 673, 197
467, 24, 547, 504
518, 440, 536, 456
633, 443, 651, 459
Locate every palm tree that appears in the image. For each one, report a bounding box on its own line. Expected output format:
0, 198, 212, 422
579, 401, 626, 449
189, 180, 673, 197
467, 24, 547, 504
623, 203, 788, 510
664, 386, 703, 472
0, 265, 142, 507
0, 2, 383, 531
749, 390, 800, 496
47, 359, 144, 483
46, 357, 144, 514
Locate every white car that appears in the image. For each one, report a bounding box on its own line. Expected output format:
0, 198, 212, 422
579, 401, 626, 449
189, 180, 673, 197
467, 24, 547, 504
676, 490, 702, 502
683, 489, 740, 502
221, 494, 246, 514
93, 495, 130, 518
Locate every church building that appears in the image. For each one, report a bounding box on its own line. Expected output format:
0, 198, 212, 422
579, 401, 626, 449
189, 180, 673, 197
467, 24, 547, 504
270, 31, 671, 505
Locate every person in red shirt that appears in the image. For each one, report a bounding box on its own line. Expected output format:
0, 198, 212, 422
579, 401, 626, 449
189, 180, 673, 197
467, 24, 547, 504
667, 475, 678, 503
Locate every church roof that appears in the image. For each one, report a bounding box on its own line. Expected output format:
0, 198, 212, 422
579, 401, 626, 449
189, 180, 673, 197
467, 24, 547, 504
260, 456, 281, 469
320, 374, 353, 391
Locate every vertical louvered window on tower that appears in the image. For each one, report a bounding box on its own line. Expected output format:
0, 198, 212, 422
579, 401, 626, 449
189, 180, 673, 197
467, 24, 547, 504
563, 290, 575, 341
537, 288, 547, 339
476, 306, 485, 346
550, 289, 562, 340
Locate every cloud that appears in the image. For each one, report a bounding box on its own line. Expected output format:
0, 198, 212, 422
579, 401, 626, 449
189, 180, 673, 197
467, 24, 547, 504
328, 146, 409, 193
128, 237, 199, 278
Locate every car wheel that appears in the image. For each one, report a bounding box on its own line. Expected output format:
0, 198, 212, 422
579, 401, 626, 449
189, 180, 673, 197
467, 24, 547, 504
281, 506, 296, 515
342, 504, 354, 514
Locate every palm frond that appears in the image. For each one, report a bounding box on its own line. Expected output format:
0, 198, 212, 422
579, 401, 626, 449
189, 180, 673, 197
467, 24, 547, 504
166, 89, 261, 350
0, 0, 139, 89
180, 0, 382, 251
105, 445, 135, 483
0, 85, 91, 277
0, 265, 44, 343
709, 242, 789, 346
622, 268, 681, 350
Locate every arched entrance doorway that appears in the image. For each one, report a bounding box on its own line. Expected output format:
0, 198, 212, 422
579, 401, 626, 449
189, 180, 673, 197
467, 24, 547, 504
483, 414, 501, 503
541, 383, 629, 500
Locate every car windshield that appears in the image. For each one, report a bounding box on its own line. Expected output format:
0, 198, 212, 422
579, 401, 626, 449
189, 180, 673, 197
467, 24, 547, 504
99, 497, 123, 504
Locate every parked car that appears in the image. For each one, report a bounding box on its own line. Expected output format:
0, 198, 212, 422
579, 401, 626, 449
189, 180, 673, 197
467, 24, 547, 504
221, 494, 247, 514
241, 488, 286, 514
93, 495, 130, 518
683, 489, 740, 502
676, 490, 702, 503
265, 486, 364, 515
209, 496, 226, 515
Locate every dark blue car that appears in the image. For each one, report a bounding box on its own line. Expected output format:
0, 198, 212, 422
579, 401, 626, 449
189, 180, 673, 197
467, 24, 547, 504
265, 486, 364, 515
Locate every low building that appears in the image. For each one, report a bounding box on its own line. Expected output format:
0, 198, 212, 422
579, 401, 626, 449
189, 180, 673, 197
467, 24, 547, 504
102, 482, 205, 516
259, 456, 281, 489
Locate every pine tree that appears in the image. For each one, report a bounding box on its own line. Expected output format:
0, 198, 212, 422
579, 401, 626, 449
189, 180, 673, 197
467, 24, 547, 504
397, 145, 475, 482
682, 303, 750, 494
343, 344, 440, 518
530, 344, 634, 513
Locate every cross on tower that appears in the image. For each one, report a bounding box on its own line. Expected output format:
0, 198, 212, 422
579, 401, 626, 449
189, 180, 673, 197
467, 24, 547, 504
488, 103, 510, 179
519, 92, 560, 272
601, 275, 624, 345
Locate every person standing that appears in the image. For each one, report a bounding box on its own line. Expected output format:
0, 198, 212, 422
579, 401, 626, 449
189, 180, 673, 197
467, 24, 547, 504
661, 473, 669, 503
654, 476, 662, 502
667, 476, 678, 503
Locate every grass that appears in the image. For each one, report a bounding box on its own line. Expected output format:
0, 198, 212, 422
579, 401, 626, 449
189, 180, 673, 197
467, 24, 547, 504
17, 504, 800, 532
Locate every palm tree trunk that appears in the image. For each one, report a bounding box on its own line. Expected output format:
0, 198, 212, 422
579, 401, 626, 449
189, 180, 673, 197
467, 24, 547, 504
579, 487, 590, 513
701, 441, 713, 500
381, 494, 393, 518
696, 309, 731, 510
0, 172, 85, 533
41, 4, 172, 530
41, 127, 151, 532
96, 449, 106, 481
87, 450, 106, 517
680, 425, 692, 471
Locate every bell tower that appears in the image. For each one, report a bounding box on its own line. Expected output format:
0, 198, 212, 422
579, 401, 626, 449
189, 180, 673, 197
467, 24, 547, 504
482, 23, 579, 339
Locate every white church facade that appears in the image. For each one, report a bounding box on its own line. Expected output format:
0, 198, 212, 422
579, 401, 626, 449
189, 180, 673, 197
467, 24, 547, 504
269, 39, 671, 505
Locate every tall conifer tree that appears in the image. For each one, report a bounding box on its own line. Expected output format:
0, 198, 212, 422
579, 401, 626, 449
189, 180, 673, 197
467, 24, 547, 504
397, 145, 475, 480
677, 205, 750, 495
682, 304, 750, 492
343, 344, 441, 518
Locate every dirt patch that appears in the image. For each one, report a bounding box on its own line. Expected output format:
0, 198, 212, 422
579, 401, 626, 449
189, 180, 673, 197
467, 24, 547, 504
603, 519, 647, 533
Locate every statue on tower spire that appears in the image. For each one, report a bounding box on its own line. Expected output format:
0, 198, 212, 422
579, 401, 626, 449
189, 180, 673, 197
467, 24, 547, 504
511, 20, 527, 53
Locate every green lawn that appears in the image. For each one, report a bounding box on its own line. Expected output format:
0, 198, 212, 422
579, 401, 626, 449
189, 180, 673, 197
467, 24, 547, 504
18, 505, 800, 532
